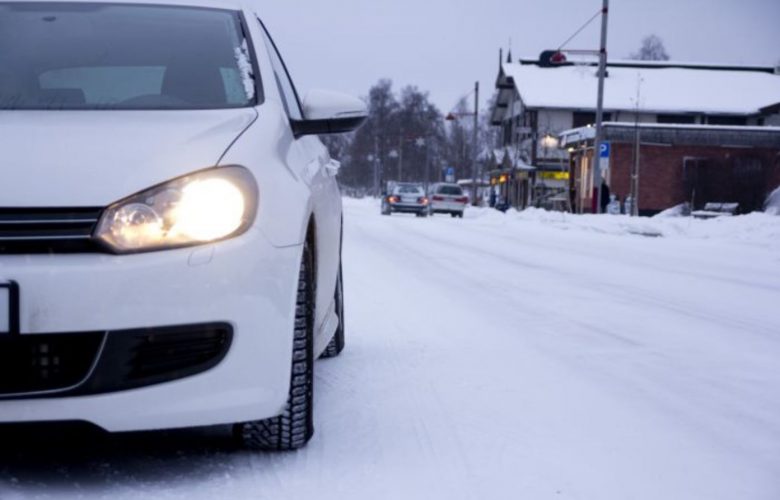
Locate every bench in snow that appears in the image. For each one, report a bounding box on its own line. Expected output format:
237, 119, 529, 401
692, 203, 739, 219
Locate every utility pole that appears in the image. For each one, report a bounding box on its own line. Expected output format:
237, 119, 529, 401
397, 132, 404, 182
425, 139, 431, 193
630, 76, 642, 216
632, 126, 641, 216
472, 81, 480, 206
592, 0, 609, 213
373, 135, 380, 197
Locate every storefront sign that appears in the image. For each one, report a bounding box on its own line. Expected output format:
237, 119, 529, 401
539, 171, 570, 181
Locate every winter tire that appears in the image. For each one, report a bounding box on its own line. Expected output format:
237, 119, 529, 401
234, 243, 315, 451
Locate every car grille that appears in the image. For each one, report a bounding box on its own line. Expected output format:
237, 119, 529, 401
0, 207, 103, 254
0, 324, 233, 399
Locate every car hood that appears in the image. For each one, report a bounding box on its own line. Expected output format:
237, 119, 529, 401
0, 109, 257, 207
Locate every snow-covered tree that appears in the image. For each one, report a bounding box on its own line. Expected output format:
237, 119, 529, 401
630, 35, 670, 61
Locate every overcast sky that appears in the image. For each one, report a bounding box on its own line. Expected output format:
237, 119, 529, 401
254, 0, 780, 113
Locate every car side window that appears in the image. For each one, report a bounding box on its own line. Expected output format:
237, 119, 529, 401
256, 19, 303, 121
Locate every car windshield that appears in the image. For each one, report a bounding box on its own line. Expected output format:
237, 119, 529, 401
437, 185, 463, 196
0, 2, 256, 110
396, 185, 423, 195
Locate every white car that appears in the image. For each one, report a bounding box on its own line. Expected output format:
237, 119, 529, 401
0, 0, 366, 451
381, 183, 429, 217
429, 183, 469, 218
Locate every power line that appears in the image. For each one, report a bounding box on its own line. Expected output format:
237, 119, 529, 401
557, 8, 603, 51
448, 87, 477, 114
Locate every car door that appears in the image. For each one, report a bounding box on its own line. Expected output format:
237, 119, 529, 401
256, 20, 341, 336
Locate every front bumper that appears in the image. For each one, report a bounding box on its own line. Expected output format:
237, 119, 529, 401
0, 228, 302, 432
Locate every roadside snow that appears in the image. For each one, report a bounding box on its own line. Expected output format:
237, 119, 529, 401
1, 198, 778, 500
472, 204, 780, 249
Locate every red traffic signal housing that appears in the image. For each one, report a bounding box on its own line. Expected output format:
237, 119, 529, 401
539, 50, 568, 67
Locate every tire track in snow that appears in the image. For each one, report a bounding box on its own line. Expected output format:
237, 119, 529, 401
346, 206, 780, 480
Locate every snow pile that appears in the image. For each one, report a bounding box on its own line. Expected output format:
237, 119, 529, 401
425, 202, 780, 252
353, 198, 780, 248
655, 203, 691, 218
765, 187, 780, 215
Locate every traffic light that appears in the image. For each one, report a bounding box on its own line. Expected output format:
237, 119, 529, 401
539, 50, 568, 67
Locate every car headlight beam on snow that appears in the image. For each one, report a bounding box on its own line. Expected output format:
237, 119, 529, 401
95, 166, 258, 253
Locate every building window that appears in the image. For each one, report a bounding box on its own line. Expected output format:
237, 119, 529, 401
573, 112, 612, 128
707, 115, 747, 126
657, 114, 696, 124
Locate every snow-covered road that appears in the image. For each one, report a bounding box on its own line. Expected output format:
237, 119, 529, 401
1, 198, 779, 499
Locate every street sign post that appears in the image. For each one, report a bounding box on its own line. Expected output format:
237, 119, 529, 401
445, 167, 456, 183
600, 141, 611, 172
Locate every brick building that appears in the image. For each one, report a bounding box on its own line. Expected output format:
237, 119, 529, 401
560, 124, 780, 215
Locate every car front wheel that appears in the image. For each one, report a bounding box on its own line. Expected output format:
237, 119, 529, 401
234, 242, 315, 451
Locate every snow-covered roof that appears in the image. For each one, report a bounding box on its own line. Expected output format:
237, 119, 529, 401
500, 62, 780, 115
559, 122, 780, 148
489, 147, 536, 170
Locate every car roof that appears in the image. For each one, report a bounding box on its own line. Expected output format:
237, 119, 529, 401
4, 0, 248, 11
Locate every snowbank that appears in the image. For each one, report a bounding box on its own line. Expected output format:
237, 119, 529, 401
345, 197, 780, 249
474, 204, 780, 247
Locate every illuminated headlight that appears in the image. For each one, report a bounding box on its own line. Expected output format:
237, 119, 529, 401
95, 166, 258, 253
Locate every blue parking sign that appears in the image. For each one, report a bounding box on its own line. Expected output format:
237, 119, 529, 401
600, 142, 611, 159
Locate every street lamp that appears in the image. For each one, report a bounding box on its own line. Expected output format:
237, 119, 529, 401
413, 138, 432, 191
446, 81, 480, 206
541, 134, 559, 150
367, 154, 380, 198
388, 149, 399, 183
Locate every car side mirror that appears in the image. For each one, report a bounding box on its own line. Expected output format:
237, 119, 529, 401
291, 89, 368, 138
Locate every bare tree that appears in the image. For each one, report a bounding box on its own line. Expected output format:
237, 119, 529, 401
630, 35, 670, 61
337, 79, 400, 190
327, 80, 496, 192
